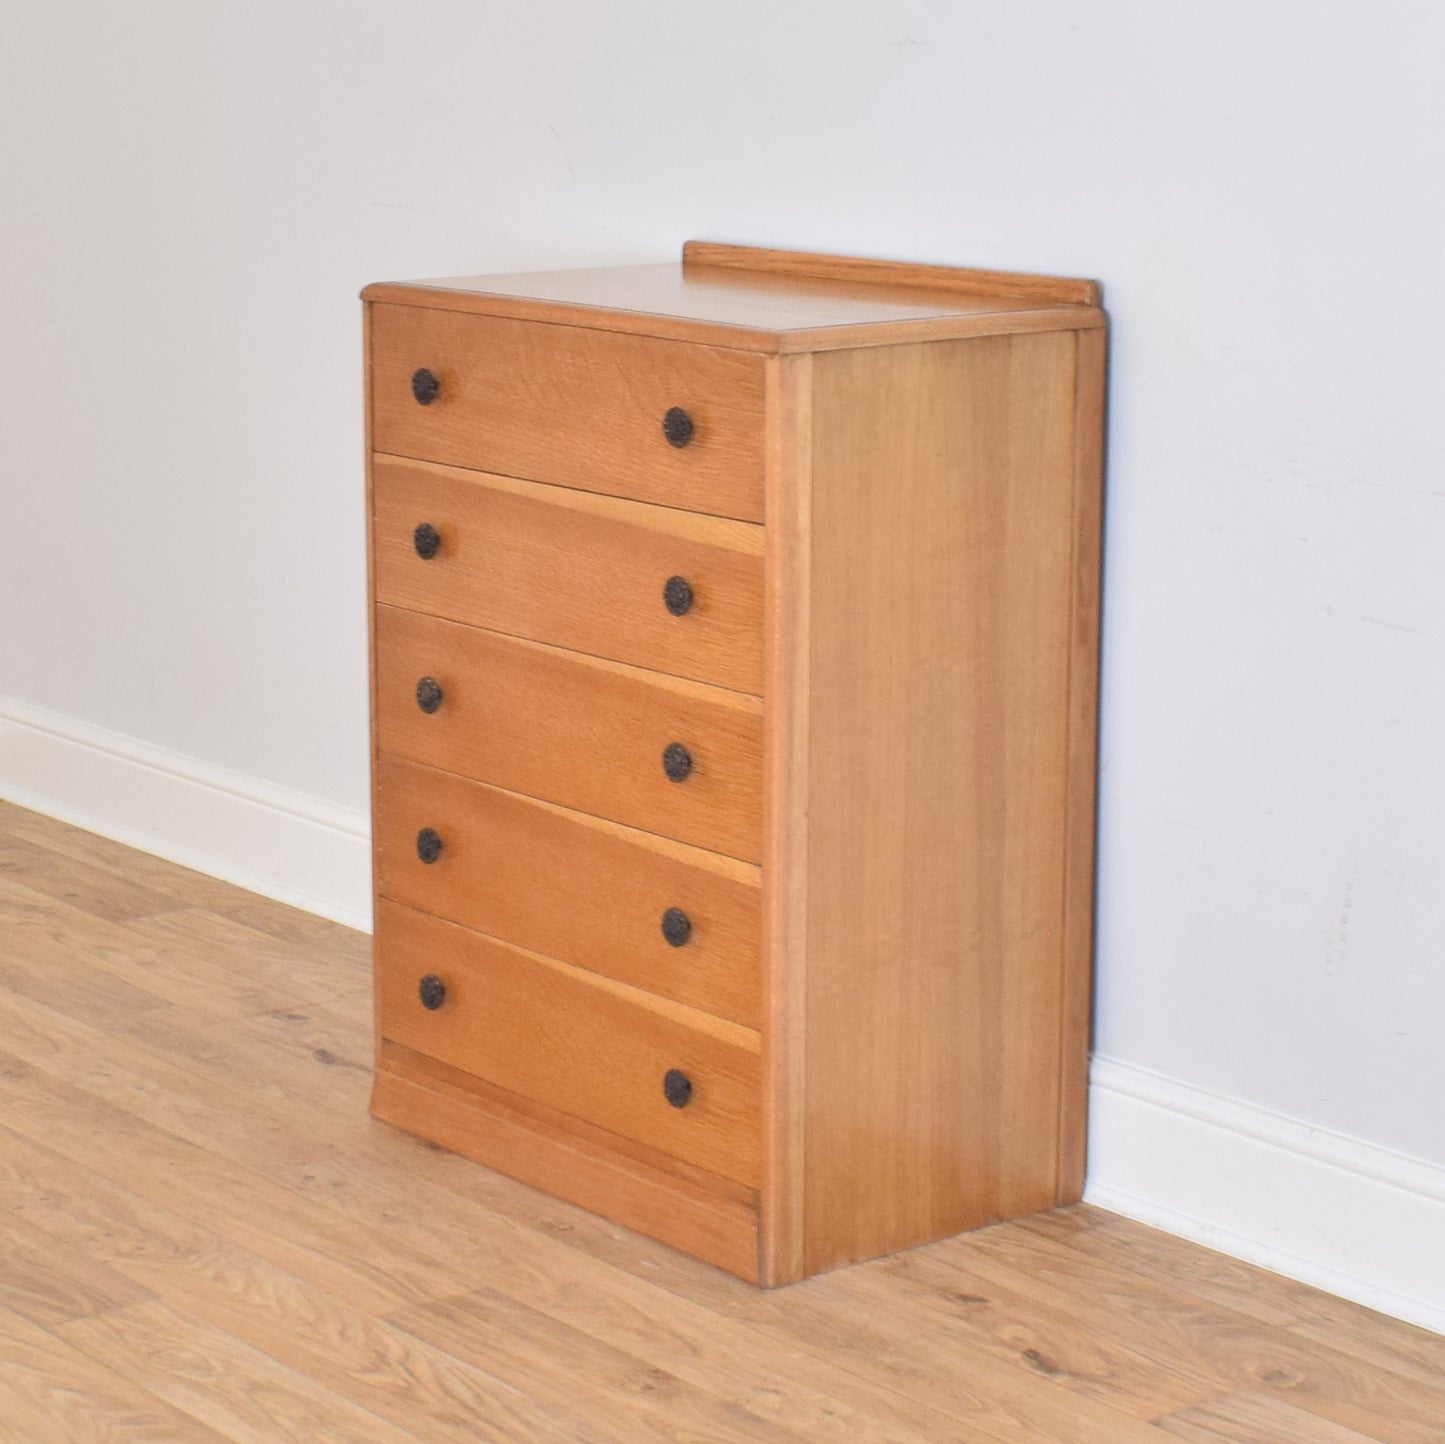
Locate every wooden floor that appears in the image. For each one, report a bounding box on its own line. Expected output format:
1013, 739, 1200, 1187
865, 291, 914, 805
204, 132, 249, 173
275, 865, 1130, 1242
0, 806, 1441, 1443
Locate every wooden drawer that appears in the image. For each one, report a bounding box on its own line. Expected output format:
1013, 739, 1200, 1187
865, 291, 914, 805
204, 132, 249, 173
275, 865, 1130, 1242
372, 458, 764, 695
375, 755, 762, 1028
369, 304, 766, 522
375, 606, 763, 862
376, 899, 761, 1186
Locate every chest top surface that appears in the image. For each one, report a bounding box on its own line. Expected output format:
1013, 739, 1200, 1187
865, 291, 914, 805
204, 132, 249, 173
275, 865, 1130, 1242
363, 241, 1103, 353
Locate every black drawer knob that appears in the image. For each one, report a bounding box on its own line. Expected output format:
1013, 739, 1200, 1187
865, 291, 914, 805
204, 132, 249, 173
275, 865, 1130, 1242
411, 368, 440, 405
661, 907, 692, 947
418, 974, 447, 1010
662, 743, 692, 782
413, 523, 441, 559
663, 576, 694, 617
662, 407, 694, 448
663, 1068, 692, 1108
416, 828, 443, 864
415, 677, 444, 714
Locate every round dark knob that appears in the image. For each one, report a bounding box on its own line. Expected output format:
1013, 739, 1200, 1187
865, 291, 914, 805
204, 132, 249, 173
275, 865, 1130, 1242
662, 407, 694, 448
416, 828, 443, 864
411, 368, 440, 405
663, 576, 694, 617
415, 677, 443, 714
661, 907, 692, 947
663, 1069, 692, 1108
418, 974, 447, 1010
413, 523, 441, 560
662, 743, 692, 782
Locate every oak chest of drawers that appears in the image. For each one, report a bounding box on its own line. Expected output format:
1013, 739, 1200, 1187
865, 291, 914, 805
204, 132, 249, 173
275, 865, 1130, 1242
364, 242, 1106, 1285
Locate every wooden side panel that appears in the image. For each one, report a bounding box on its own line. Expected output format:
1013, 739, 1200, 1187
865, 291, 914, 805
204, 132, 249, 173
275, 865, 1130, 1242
369, 304, 767, 522
1057, 325, 1108, 1201
374, 607, 764, 863
373, 458, 765, 694
802, 333, 1081, 1275
758, 353, 812, 1285
374, 755, 762, 1029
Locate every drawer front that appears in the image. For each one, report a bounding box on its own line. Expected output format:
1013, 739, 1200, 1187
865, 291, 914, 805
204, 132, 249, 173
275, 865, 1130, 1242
373, 458, 765, 695
375, 756, 762, 1028
375, 606, 763, 862
376, 899, 761, 1186
369, 304, 767, 523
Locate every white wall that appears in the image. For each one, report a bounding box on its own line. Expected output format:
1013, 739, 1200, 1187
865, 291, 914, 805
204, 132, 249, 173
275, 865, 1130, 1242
3, 2, 1443, 1325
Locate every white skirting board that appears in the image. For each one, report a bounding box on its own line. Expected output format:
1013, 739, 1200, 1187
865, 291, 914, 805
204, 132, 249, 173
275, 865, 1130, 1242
1087, 1055, 1445, 1336
2, 695, 1442, 1334
0, 695, 372, 931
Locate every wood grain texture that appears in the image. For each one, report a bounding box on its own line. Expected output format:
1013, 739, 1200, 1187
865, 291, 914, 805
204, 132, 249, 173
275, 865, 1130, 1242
363, 239, 1104, 355
0, 812, 1433, 1444
374, 1038, 758, 1206
1025, 1207, 1445, 1401
0, 1067, 443, 1320
365, 250, 1105, 1282
278, 1153, 975, 1443
369, 302, 767, 521
371, 1051, 761, 1281
365, 297, 383, 1061
375, 605, 764, 862
374, 754, 761, 1028
0, 1213, 154, 1328
374, 899, 762, 1185
1156, 1392, 1389, 1444
0, 887, 173, 1027
1057, 324, 1108, 1202
0, 837, 179, 923
771, 304, 1104, 354
801, 332, 1078, 1275
386, 1287, 817, 1444
845, 1247, 1213, 1420
373, 456, 765, 693
683, 239, 1102, 305
56, 1300, 425, 1444
0, 1304, 231, 1444
758, 351, 812, 1285
931, 1217, 1445, 1444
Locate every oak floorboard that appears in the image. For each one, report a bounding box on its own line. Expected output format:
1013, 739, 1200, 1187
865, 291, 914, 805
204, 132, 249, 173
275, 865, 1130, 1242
0, 988, 359, 1173
0, 1065, 458, 1314
281, 1156, 985, 1444
0, 1302, 230, 1443
122, 907, 369, 1004
0, 935, 171, 1028
926, 1216, 1445, 1444
0, 875, 336, 1018
0, 800, 367, 956
0, 805, 1435, 1444
0, 835, 182, 923
0, 1210, 155, 1328
56, 1300, 429, 1444
301, 1144, 1170, 1444
0, 1124, 590, 1443
832, 1248, 1216, 1418
1024, 1205, 1445, 1391
102, 994, 376, 1122
0, 801, 222, 905
390, 1288, 822, 1444
1156, 1390, 1390, 1444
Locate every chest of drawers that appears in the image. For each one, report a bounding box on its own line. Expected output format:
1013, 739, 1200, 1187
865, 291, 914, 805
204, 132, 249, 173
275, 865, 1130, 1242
364, 242, 1106, 1284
